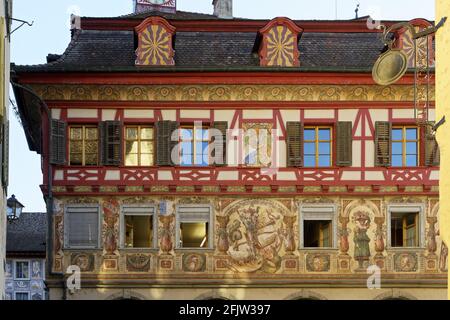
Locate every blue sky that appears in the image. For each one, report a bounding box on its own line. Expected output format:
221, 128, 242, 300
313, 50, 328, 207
9, 0, 435, 212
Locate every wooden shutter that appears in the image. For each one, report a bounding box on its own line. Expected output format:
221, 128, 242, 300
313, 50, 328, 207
212, 121, 228, 166
169, 121, 179, 166
336, 121, 352, 166
425, 122, 440, 166
156, 121, 179, 166
2, 120, 9, 186
50, 119, 67, 165
100, 121, 122, 166
286, 122, 303, 167
375, 121, 391, 167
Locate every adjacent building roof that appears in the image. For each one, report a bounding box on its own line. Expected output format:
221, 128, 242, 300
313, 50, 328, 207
6, 212, 47, 255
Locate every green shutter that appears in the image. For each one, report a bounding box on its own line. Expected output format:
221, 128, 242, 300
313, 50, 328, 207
286, 122, 303, 167
212, 121, 228, 166
375, 121, 391, 167
425, 122, 440, 166
100, 121, 122, 166
2, 120, 9, 186
50, 119, 67, 165
336, 121, 352, 166
156, 121, 179, 166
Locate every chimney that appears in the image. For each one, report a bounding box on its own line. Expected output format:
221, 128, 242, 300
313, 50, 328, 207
213, 0, 233, 19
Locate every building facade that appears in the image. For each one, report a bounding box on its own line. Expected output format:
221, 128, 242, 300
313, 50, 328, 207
11, 1, 446, 300
5, 212, 47, 300
0, 0, 12, 300
435, 0, 450, 300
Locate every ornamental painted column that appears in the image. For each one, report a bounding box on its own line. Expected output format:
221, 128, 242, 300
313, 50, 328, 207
425, 217, 439, 272
338, 216, 351, 272
374, 217, 386, 270
216, 215, 230, 253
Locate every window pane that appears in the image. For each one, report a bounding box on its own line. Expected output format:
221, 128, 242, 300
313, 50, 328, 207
85, 153, 98, 166
140, 127, 154, 140
126, 141, 139, 154
181, 155, 193, 166
195, 128, 208, 140
304, 142, 315, 155
391, 214, 404, 247
392, 155, 402, 167
15, 262, 29, 279
70, 141, 83, 154
140, 154, 154, 166
85, 127, 98, 140
70, 153, 83, 166
319, 142, 330, 155
406, 155, 417, 167
141, 141, 154, 154
318, 155, 331, 167
15, 293, 29, 301
181, 142, 193, 155
245, 151, 257, 165
406, 142, 417, 155
180, 222, 208, 248
69, 211, 98, 247
318, 129, 331, 141
195, 154, 208, 166
125, 154, 138, 166
125, 215, 153, 248
126, 127, 138, 140
85, 141, 98, 154
392, 142, 403, 155
304, 129, 316, 141
181, 129, 193, 141
406, 128, 417, 140
304, 155, 315, 167
392, 128, 403, 140
70, 127, 82, 140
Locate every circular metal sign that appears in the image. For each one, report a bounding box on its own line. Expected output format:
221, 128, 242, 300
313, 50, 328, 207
372, 49, 408, 86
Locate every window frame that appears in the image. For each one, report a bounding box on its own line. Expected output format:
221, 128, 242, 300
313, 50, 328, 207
179, 125, 210, 167
175, 204, 214, 250
14, 291, 30, 301
299, 204, 338, 249
124, 125, 155, 167
120, 205, 158, 249
303, 126, 333, 168
14, 260, 30, 280
391, 126, 420, 167
64, 204, 101, 249
387, 204, 425, 249
68, 125, 99, 166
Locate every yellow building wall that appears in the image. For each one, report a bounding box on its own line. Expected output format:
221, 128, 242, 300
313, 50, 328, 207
436, 0, 450, 300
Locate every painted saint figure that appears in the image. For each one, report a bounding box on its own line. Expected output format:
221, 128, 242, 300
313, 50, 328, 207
353, 211, 371, 269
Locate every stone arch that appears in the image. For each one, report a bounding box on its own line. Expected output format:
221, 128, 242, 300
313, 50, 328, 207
284, 290, 327, 300
195, 290, 236, 301
342, 199, 383, 219
106, 290, 146, 300
373, 291, 418, 300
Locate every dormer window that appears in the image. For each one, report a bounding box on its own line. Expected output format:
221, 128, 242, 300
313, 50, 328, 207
258, 17, 303, 67
396, 19, 434, 68
135, 17, 176, 66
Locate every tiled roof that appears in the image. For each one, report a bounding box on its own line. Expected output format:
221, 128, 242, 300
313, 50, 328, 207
12, 29, 386, 72
6, 212, 47, 254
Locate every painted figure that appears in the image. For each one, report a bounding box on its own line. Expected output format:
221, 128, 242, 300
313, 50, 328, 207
353, 211, 371, 269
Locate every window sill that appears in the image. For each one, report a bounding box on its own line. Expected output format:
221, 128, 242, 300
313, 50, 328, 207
299, 248, 339, 252
175, 248, 215, 252
386, 246, 426, 251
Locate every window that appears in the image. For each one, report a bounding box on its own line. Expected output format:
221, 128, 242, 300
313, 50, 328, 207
300, 205, 337, 249
125, 126, 154, 166
180, 127, 209, 166
304, 127, 332, 167
15, 261, 30, 280
391, 212, 419, 247
122, 206, 156, 248
392, 126, 419, 167
176, 205, 212, 249
65, 206, 100, 248
69, 126, 98, 166
304, 220, 332, 248
243, 123, 273, 167
15, 292, 30, 301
